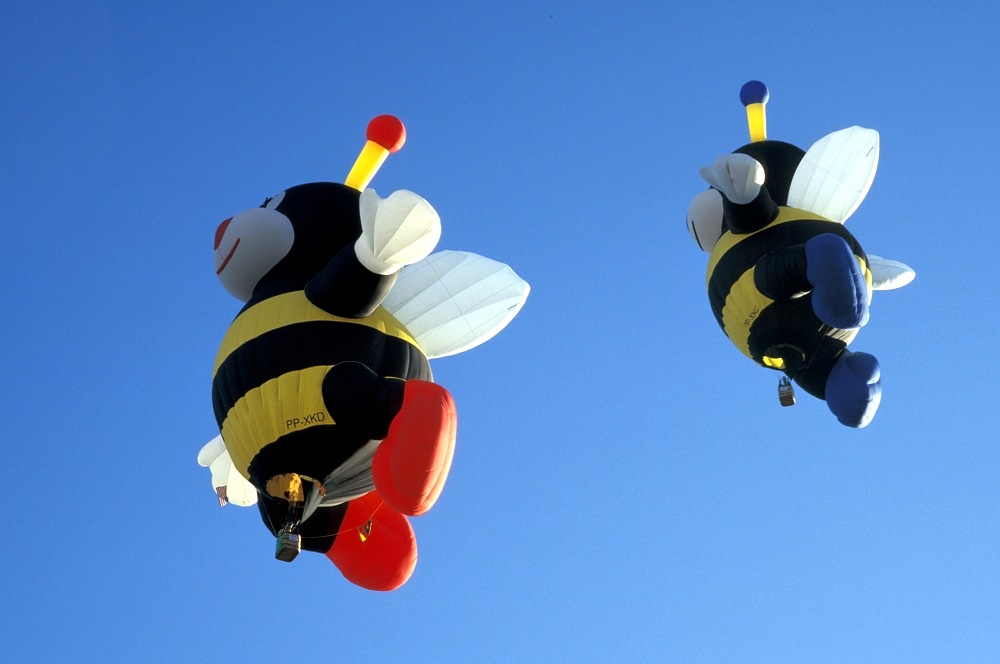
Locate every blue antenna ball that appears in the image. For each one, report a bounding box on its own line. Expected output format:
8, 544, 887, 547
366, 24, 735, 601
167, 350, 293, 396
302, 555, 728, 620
740, 80, 769, 106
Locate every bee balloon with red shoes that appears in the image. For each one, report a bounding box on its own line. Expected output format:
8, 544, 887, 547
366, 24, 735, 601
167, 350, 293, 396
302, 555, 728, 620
197, 115, 529, 591
686, 82, 914, 428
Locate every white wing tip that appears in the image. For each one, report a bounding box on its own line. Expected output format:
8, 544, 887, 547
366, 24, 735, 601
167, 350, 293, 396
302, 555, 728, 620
868, 255, 915, 290
384, 250, 530, 358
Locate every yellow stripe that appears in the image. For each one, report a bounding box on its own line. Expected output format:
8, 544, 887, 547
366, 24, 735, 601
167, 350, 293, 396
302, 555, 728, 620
721, 266, 773, 359
221, 366, 333, 478
859, 255, 873, 296
213, 290, 419, 375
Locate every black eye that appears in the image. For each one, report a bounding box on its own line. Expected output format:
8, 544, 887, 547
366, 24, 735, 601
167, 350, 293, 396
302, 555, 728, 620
261, 191, 286, 210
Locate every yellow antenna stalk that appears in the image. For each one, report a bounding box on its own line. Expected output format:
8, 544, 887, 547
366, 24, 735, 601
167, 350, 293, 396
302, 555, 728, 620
740, 80, 769, 142
345, 115, 407, 191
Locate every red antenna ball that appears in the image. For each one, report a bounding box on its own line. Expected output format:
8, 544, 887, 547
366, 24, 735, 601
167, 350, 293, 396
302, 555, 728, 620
367, 115, 406, 153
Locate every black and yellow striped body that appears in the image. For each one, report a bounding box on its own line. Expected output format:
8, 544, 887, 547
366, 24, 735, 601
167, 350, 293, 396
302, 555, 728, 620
706, 207, 872, 396
211, 289, 431, 490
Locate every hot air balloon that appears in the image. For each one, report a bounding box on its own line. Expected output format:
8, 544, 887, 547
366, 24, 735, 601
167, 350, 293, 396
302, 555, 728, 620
686, 82, 913, 428
198, 115, 529, 590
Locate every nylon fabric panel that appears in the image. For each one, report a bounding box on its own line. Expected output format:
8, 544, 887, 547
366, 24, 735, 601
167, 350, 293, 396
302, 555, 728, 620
221, 366, 333, 477
326, 493, 417, 592
704, 211, 872, 372
746, 297, 821, 368
858, 255, 873, 296
787, 127, 879, 224
371, 380, 457, 516
720, 267, 773, 359
248, 426, 373, 499
746, 296, 860, 384
212, 320, 430, 421
213, 291, 420, 375
706, 211, 832, 319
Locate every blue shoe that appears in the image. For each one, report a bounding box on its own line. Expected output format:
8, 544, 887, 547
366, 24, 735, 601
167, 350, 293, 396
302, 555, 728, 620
806, 233, 869, 329
826, 351, 881, 428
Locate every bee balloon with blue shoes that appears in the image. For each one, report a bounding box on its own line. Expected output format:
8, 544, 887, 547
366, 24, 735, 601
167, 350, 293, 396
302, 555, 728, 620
197, 115, 529, 591
686, 81, 914, 427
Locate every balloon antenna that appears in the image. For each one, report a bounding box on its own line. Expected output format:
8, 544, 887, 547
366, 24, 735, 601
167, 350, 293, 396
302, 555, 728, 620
345, 115, 406, 191
740, 80, 769, 142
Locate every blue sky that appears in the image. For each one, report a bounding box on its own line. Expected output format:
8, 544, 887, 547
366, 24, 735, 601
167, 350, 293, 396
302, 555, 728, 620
2, 1, 998, 661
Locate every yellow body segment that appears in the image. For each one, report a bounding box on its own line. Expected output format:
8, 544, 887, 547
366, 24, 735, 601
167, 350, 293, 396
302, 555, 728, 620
213, 290, 422, 480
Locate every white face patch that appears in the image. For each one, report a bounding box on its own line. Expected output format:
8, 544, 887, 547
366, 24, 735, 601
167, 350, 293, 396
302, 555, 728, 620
214, 205, 295, 301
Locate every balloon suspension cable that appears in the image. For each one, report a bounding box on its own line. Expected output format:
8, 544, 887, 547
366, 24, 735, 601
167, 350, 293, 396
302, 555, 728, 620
344, 115, 407, 191
330, 499, 384, 543
777, 322, 835, 408
291, 496, 382, 545
282, 496, 383, 542
262, 477, 307, 562
773, 321, 834, 408
274, 502, 303, 562
262, 496, 384, 553
805, 323, 831, 374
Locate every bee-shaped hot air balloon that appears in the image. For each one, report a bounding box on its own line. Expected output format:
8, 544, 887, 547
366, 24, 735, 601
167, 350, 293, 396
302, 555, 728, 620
197, 115, 529, 590
686, 81, 913, 428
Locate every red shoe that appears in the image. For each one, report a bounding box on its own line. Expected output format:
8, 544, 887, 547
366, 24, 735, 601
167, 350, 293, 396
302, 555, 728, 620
325, 492, 417, 591
372, 380, 457, 516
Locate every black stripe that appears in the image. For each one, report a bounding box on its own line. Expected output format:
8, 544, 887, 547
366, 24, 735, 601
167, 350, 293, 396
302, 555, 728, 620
707, 218, 863, 322
746, 296, 818, 365
247, 425, 369, 490
212, 320, 430, 425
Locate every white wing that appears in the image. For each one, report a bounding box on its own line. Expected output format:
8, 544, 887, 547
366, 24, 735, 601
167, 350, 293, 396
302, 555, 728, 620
868, 255, 915, 291
382, 250, 529, 359
197, 435, 258, 507
788, 126, 879, 223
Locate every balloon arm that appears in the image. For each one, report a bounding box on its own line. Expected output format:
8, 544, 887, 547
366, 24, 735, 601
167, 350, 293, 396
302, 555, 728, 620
699, 153, 764, 204
699, 154, 776, 234
305, 189, 442, 319
304, 245, 396, 318
722, 189, 779, 234
354, 189, 441, 276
